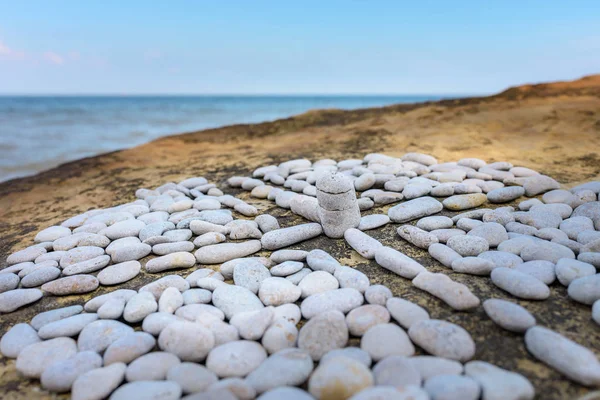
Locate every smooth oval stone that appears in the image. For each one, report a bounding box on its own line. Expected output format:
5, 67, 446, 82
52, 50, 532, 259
483, 299, 536, 333
261, 223, 323, 250
270, 249, 308, 264
146, 251, 196, 273
0, 273, 20, 293
111, 243, 152, 263
97, 260, 141, 285
158, 320, 215, 362
78, 320, 134, 352
15, 337, 78, 378
298, 271, 339, 298
465, 360, 535, 400
364, 285, 392, 306
0, 323, 41, 358
126, 351, 181, 381
195, 240, 262, 264
230, 307, 274, 341
468, 222, 509, 247
306, 249, 340, 273
41, 350, 102, 393
101, 219, 146, 240
110, 381, 182, 400
514, 260, 556, 285
182, 289, 212, 306
270, 260, 304, 277
424, 374, 481, 400
334, 266, 370, 293
443, 193, 487, 211
451, 256, 496, 276
7, 245, 47, 265
272, 303, 302, 325
71, 362, 126, 400
38, 313, 99, 339
568, 274, 600, 305
321, 347, 372, 368
62, 255, 111, 276
374, 246, 426, 279
175, 303, 224, 322
255, 214, 280, 234
31, 305, 84, 330
167, 362, 218, 394
555, 258, 596, 286
84, 289, 137, 312
346, 305, 390, 337
42, 275, 99, 295
388, 197, 443, 223
416, 216, 454, 232
447, 235, 489, 256
206, 340, 267, 378
246, 348, 314, 394
139, 275, 190, 299
104, 331, 156, 365
412, 272, 480, 311
386, 297, 430, 329
428, 243, 462, 268
301, 288, 364, 319
358, 214, 390, 231
525, 326, 600, 386
308, 356, 374, 399
491, 268, 550, 300
18, 260, 58, 277
408, 319, 476, 362
212, 284, 264, 319
186, 268, 224, 287
409, 356, 463, 380
298, 310, 349, 361
142, 312, 182, 336
478, 251, 523, 269
0, 288, 43, 313
59, 246, 105, 267
372, 355, 421, 389
258, 277, 302, 306
98, 297, 126, 320
152, 241, 195, 257
344, 228, 383, 259
233, 260, 271, 294
18, 265, 59, 287
35, 225, 72, 243
487, 186, 525, 203
124, 292, 158, 323
194, 232, 227, 248
397, 225, 439, 249
261, 319, 298, 354
159, 287, 184, 313
361, 323, 414, 361
523, 175, 560, 196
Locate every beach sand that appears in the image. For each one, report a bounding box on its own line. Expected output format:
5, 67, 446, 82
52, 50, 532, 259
1, 74, 599, 399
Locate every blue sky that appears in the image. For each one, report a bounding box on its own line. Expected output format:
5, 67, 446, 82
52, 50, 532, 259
0, 1, 598, 94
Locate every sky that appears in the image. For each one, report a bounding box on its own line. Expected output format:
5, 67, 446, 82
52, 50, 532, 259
0, 0, 599, 95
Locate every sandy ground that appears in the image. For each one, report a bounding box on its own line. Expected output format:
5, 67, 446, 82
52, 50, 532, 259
1, 75, 599, 399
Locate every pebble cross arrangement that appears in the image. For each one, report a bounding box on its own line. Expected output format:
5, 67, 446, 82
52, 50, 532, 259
0, 152, 599, 400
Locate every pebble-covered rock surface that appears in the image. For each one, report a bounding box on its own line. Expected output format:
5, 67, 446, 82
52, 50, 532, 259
1, 152, 600, 400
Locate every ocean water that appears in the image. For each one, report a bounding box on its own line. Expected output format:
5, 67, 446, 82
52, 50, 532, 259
0, 95, 447, 182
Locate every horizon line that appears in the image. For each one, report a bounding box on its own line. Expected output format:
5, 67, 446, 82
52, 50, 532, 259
0, 92, 486, 97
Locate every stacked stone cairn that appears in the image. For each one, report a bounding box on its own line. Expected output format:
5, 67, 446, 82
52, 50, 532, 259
0, 152, 599, 400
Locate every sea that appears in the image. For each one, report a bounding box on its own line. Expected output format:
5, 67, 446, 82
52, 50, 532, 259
0, 95, 449, 182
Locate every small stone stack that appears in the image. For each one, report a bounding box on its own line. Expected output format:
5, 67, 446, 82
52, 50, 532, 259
316, 171, 361, 238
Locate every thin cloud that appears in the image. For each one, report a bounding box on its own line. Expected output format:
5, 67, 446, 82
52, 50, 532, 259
0, 40, 27, 61
43, 51, 65, 65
